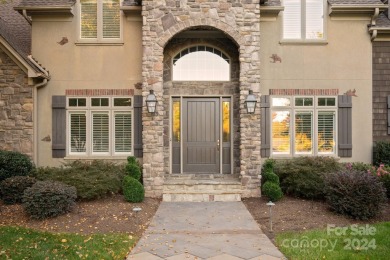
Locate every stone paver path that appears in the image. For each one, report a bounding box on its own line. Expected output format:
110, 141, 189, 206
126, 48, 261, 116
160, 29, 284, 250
127, 202, 285, 260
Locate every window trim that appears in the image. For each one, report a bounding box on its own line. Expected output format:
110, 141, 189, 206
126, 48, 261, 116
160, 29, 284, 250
280, 0, 328, 44
270, 95, 337, 157
66, 96, 133, 157
76, 0, 124, 45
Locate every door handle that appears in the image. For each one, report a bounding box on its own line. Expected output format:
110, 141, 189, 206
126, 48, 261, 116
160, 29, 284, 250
217, 139, 220, 151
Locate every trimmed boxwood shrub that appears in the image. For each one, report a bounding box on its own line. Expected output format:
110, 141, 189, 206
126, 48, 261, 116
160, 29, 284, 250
0, 176, 36, 204
125, 164, 141, 181
273, 157, 341, 200
263, 172, 280, 185
122, 176, 144, 203
373, 141, 390, 166
125, 156, 142, 181
262, 181, 283, 202
325, 170, 387, 220
261, 159, 283, 201
35, 160, 125, 200
0, 150, 34, 182
23, 181, 77, 219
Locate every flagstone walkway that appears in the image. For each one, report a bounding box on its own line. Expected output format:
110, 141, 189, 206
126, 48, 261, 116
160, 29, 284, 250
127, 202, 285, 260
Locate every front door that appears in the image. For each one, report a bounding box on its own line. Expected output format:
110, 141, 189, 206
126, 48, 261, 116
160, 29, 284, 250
183, 98, 220, 173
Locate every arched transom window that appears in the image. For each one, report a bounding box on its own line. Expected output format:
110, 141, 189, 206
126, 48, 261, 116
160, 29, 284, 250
172, 45, 230, 81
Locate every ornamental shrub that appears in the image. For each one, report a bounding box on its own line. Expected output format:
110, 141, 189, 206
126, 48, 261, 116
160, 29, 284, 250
125, 156, 142, 182
325, 170, 387, 220
0, 150, 34, 182
122, 176, 144, 203
0, 176, 36, 204
262, 159, 275, 174
125, 163, 142, 181
35, 160, 125, 200
373, 141, 390, 166
261, 159, 282, 200
273, 157, 341, 200
23, 181, 77, 219
262, 181, 283, 202
380, 174, 390, 198
263, 172, 280, 185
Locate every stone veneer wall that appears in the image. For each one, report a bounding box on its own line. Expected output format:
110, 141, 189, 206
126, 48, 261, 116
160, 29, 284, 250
141, 0, 261, 198
373, 42, 390, 142
0, 49, 33, 157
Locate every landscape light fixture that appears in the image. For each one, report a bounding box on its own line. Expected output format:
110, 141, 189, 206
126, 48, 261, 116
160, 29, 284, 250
266, 201, 275, 232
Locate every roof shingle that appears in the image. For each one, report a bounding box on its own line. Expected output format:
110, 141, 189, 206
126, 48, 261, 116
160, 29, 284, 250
16, 0, 75, 7
122, 0, 141, 6
0, 0, 31, 57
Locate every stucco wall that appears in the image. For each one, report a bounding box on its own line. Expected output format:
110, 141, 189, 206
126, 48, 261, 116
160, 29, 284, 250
0, 48, 33, 157
260, 16, 373, 163
30, 10, 143, 166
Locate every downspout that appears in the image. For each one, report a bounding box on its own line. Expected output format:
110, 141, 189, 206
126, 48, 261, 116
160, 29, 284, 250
370, 8, 380, 41
32, 78, 48, 165
27, 56, 50, 165
371, 29, 378, 41
22, 9, 32, 25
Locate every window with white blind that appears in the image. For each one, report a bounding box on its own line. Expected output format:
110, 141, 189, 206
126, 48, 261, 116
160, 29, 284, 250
271, 96, 336, 156
283, 0, 325, 41
80, 0, 121, 41
67, 97, 133, 156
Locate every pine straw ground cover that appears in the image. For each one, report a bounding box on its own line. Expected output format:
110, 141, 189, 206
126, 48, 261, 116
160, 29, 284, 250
0, 195, 160, 259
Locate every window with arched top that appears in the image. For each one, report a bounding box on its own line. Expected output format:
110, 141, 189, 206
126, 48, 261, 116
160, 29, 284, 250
172, 45, 230, 81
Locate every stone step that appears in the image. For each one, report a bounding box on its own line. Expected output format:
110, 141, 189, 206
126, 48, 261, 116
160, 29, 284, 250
163, 175, 243, 202
163, 193, 241, 202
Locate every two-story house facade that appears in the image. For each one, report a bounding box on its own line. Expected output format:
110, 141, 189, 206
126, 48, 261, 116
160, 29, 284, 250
1, 0, 387, 200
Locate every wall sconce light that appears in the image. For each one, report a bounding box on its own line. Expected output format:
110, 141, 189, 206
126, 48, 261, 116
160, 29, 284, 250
245, 90, 257, 114
146, 90, 157, 113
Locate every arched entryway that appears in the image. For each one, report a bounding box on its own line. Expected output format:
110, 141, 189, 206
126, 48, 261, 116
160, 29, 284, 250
163, 28, 240, 175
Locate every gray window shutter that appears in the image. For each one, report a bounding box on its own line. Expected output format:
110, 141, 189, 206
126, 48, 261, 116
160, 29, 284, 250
52, 96, 66, 158
133, 95, 143, 158
260, 95, 270, 158
388, 96, 390, 135
338, 95, 352, 157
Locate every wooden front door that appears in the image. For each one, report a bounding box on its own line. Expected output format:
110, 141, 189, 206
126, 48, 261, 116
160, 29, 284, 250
182, 98, 220, 173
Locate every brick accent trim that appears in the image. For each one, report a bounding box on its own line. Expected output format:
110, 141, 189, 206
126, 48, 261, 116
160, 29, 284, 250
65, 89, 134, 96
270, 89, 339, 96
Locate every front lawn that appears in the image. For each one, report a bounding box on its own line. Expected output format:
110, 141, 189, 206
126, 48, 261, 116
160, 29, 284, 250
276, 222, 390, 260
0, 226, 136, 259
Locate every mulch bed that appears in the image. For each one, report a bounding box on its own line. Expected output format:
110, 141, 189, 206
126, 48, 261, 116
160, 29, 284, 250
243, 196, 390, 240
0, 195, 161, 238
1, 194, 389, 244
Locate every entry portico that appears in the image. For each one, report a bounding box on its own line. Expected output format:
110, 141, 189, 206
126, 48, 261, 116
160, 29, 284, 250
141, 0, 262, 198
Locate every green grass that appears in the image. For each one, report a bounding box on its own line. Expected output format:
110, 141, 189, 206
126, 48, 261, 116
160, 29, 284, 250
0, 226, 136, 260
276, 222, 390, 260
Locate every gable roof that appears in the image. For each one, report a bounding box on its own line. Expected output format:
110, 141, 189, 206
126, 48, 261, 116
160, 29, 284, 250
0, 0, 30, 58
0, 0, 49, 78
